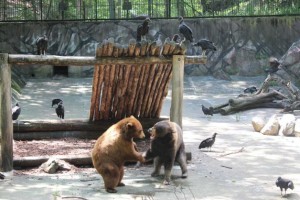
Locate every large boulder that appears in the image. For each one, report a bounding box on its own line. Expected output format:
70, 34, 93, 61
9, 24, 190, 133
252, 116, 267, 132
278, 114, 296, 136
260, 114, 280, 136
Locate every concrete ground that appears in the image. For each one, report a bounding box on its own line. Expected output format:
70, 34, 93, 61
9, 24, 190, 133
1, 76, 300, 200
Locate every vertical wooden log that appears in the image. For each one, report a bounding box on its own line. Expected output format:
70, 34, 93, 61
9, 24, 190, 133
89, 65, 100, 121
94, 65, 105, 121
99, 66, 111, 119
0, 53, 13, 172
170, 55, 184, 128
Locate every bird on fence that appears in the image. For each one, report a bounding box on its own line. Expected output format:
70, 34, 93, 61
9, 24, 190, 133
276, 177, 294, 196
264, 57, 280, 74
171, 34, 181, 44
136, 17, 151, 42
178, 16, 194, 45
36, 35, 48, 55
202, 104, 214, 116
193, 39, 217, 56
243, 86, 257, 94
199, 133, 217, 151
12, 103, 21, 121
55, 101, 64, 119
52, 98, 63, 107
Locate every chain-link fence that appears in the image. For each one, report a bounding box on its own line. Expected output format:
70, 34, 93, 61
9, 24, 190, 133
0, 0, 299, 21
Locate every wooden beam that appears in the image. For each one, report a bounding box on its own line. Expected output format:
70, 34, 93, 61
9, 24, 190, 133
0, 53, 13, 172
170, 55, 184, 128
8, 54, 206, 66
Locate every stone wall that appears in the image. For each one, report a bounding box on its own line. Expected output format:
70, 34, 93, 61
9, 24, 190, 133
0, 16, 299, 79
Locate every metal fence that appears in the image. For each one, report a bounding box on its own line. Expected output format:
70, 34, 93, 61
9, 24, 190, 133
0, 0, 299, 22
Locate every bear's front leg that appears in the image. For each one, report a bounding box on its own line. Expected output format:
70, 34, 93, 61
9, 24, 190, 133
163, 158, 175, 185
151, 157, 163, 177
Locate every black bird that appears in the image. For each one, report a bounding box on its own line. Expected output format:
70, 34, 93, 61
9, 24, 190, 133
0, 173, 4, 180
136, 17, 151, 42
199, 133, 217, 151
264, 57, 280, 74
276, 177, 294, 196
52, 98, 63, 107
178, 16, 194, 45
36, 35, 48, 55
171, 34, 181, 43
55, 102, 64, 119
12, 103, 21, 120
193, 39, 217, 56
202, 105, 214, 116
244, 86, 257, 94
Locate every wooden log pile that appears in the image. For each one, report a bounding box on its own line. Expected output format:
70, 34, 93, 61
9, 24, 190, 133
90, 38, 187, 121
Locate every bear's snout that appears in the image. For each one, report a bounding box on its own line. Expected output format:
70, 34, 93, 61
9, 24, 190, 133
139, 131, 145, 139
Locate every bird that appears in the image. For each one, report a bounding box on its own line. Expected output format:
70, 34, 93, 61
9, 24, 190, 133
202, 105, 214, 116
264, 57, 280, 74
0, 173, 4, 180
193, 39, 217, 56
276, 177, 294, 196
178, 16, 194, 45
199, 133, 217, 151
36, 35, 48, 55
136, 17, 151, 42
12, 103, 21, 121
52, 98, 63, 107
243, 86, 257, 94
55, 102, 64, 119
171, 34, 181, 43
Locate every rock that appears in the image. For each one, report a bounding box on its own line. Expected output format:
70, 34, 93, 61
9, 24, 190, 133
40, 157, 75, 174
252, 116, 267, 132
293, 119, 300, 137
278, 114, 296, 136
260, 114, 279, 136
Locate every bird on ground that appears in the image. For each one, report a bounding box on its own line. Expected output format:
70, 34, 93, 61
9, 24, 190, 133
202, 105, 214, 116
36, 35, 48, 55
264, 57, 280, 74
178, 16, 194, 45
276, 177, 294, 196
12, 103, 21, 120
52, 98, 63, 107
243, 86, 257, 94
55, 102, 64, 119
193, 39, 217, 56
136, 17, 151, 42
199, 133, 217, 151
171, 34, 181, 43
0, 173, 4, 180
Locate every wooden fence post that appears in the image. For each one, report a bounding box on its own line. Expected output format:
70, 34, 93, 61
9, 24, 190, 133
170, 55, 184, 128
0, 53, 13, 172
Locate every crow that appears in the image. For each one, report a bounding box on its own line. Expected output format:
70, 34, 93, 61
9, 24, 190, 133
276, 177, 294, 196
264, 57, 280, 74
193, 39, 217, 56
199, 133, 217, 151
12, 103, 21, 120
202, 105, 214, 116
136, 17, 151, 42
171, 34, 181, 43
243, 86, 257, 94
0, 173, 4, 180
52, 99, 63, 107
36, 35, 48, 55
55, 102, 64, 119
178, 16, 193, 45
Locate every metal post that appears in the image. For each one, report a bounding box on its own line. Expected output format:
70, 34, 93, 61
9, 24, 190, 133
170, 55, 184, 128
0, 53, 13, 172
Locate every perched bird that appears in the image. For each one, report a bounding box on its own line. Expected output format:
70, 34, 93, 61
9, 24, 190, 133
0, 173, 4, 180
171, 34, 181, 43
276, 177, 294, 196
193, 39, 217, 56
36, 35, 48, 55
202, 105, 214, 116
12, 103, 21, 121
264, 57, 280, 74
244, 86, 257, 94
199, 133, 217, 151
136, 17, 151, 42
55, 102, 64, 119
52, 98, 63, 107
178, 16, 194, 45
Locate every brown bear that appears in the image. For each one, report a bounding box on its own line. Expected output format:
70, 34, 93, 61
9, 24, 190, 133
144, 120, 188, 185
91, 115, 145, 193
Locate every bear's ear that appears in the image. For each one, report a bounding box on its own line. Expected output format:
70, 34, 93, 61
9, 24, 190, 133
126, 122, 133, 128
